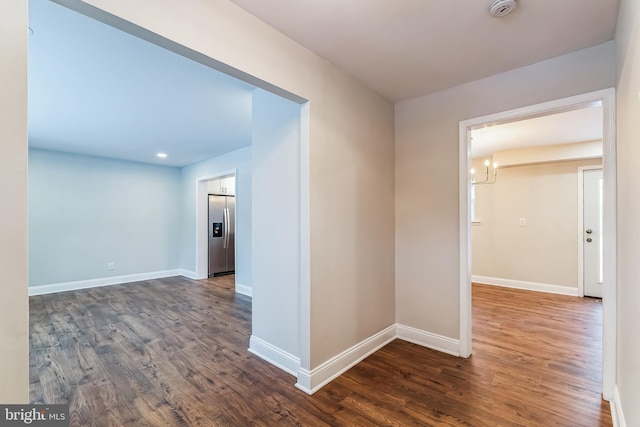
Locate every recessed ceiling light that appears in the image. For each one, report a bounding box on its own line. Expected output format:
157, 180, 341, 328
157, 152, 167, 158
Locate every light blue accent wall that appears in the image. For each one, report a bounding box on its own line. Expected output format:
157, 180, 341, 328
180, 146, 252, 287
251, 89, 302, 357
28, 149, 182, 286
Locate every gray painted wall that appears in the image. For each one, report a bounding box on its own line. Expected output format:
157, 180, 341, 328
0, 0, 28, 401
395, 41, 616, 338
615, 0, 640, 424
28, 149, 182, 286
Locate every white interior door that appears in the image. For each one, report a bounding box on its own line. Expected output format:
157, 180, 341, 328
583, 168, 603, 298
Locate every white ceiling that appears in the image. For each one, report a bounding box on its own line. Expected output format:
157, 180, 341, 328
29, 0, 618, 167
229, 0, 619, 102
471, 104, 603, 159
29, 0, 256, 167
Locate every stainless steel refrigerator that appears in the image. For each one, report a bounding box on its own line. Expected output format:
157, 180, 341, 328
208, 195, 235, 277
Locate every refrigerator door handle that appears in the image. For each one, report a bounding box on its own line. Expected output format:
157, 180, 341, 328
223, 208, 229, 249
227, 208, 231, 249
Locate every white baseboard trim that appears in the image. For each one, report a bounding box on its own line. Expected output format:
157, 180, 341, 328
235, 282, 252, 297
29, 269, 184, 296
396, 324, 460, 356
295, 324, 397, 395
179, 269, 199, 280
249, 324, 461, 395
472, 275, 579, 296
248, 335, 300, 377
611, 385, 627, 427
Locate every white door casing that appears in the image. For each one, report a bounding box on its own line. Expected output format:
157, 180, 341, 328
459, 88, 617, 400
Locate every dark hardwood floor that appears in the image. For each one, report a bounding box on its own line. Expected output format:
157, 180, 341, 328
29, 277, 611, 426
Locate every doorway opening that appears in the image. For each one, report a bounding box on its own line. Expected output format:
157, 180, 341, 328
207, 174, 236, 278
469, 106, 603, 296
29, 0, 311, 398
195, 172, 246, 295
459, 88, 617, 400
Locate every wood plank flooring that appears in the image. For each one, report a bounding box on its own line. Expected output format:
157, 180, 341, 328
29, 277, 611, 426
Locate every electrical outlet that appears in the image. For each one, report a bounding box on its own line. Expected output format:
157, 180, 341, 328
107, 262, 115, 271
519, 218, 526, 227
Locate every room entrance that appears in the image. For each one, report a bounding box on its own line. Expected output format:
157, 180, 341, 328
459, 88, 617, 400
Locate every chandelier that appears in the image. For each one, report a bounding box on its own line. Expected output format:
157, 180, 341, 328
471, 160, 498, 185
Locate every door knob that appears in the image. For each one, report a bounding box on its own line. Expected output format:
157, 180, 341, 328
586, 237, 593, 242
586, 229, 593, 234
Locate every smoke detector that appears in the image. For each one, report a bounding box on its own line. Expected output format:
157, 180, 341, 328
489, 0, 517, 17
